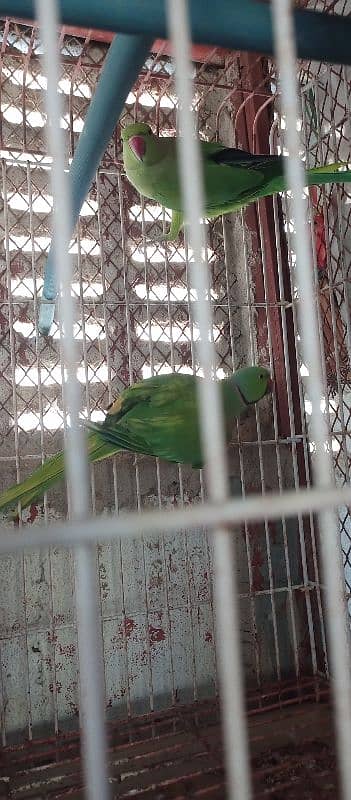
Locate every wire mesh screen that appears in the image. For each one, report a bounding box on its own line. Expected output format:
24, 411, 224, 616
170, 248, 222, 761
0, 14, 349, 746
297, 59, 351, 602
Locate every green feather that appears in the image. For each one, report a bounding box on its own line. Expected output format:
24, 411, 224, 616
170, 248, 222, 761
0, 367, 270, 517
122, 122, 351, 241
0, 434, 118, 517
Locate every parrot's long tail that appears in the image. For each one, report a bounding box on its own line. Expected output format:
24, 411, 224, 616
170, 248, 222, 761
242, 161, 351, 211
0, 431, 120, 517
306, 162, 351, 187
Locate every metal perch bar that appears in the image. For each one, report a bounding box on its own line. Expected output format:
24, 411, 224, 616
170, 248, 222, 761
38, 32, 152, 335
2, 0, 351, 67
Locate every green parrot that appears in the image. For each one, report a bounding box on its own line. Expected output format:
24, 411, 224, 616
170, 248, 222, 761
122, 122, 351, 241
0, 366, 270, 516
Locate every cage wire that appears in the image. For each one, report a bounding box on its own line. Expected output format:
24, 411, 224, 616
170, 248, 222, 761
0, 0, 350, 797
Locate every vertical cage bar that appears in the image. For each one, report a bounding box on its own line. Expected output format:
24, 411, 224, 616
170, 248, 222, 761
269, 168, 321, 679
2, 158, 33, 743
239, 209, 282, 683
271, 1, 351, 798
165, 1, 252, 798
33, 2, 109, 798
278, 150, 329, 677
255, 193, 301, 678
28, 161, 61, 734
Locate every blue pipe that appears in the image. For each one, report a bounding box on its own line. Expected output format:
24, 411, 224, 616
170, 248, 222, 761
3, 0, 351, 67
38, 33, 152, 335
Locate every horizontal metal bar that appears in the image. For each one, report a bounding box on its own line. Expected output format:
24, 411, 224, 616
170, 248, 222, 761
0, 583, 322, 641
0, 437, 311, 463
2, 0, 351, 66
38, 31, 152, 334
1, 482, 351, 555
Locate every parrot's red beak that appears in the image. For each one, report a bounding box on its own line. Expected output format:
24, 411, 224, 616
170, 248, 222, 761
129, 135, 146, 162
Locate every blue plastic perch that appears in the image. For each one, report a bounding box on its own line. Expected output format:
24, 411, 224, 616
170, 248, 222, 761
3, 0, 351, 66
38, 33, 152, 335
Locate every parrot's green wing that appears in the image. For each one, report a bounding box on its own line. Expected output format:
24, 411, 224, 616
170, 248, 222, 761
105, 374, 195, 420
86, 421, 154, 457
205, 142, 281, 172
93, 373, 204, 467
145, 142, 282, 240
201, 141, 283, 213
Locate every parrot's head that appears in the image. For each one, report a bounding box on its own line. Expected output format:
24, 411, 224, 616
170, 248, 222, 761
122, 122, 159, 167
233, 366, 272, 405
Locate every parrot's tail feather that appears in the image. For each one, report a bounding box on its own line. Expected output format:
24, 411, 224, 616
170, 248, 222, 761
0, 451, 66, 515
0, 431, 121, 517
307, 162, 351, 186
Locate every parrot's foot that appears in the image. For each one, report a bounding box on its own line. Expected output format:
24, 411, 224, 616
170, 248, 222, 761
145, 210, 183, 245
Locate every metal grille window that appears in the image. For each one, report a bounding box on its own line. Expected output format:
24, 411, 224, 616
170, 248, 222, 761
0, 2, 350, 798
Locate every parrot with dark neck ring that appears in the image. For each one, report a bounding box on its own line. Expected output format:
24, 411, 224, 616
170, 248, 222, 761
0, 366, 271, 517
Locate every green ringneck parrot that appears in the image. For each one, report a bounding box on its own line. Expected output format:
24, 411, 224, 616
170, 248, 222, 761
0, 366, 270, 517
122, 122, 351, 242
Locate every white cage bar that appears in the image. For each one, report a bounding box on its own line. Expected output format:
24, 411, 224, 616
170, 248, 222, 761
33, 1, 109, 798
0, 2, 351, 799
271, 2, 351, 799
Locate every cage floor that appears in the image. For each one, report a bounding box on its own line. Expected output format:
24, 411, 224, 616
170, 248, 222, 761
0, 680, 336, 799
